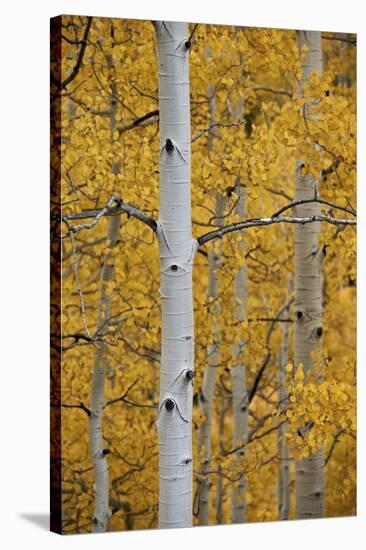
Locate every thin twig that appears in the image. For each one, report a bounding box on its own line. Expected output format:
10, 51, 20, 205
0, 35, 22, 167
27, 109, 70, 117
51, 17, 93, 90
271, 197, 356, 218
64, 220, 93, 339
192, 119, 247, 143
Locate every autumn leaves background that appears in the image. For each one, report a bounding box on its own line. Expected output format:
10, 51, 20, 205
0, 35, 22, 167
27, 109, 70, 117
53, 16, 356, 533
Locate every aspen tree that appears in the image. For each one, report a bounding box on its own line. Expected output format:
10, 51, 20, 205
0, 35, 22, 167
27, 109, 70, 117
294, 30, 325, 519
89, 51, 121, 532
89, 216, 120, 532
230, 182, 248, 524
197, 63, 221, 525
57, 19, 356, 531
154, 21, 197, 529
229, 53, 248, 523
197, 194, 224, 525
215, 392, 227, 524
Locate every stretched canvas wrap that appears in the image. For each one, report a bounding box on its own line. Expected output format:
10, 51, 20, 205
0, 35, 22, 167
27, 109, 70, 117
50, 15, 357, 534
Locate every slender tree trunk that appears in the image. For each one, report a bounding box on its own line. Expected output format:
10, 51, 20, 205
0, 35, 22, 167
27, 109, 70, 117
197, 64, 221, 525
197, 194, 224, 525
89, 52, 121, 532
294, 30, 325, 519
154, 21, 197, 529
89, 215, 120, 532
230, 182, 248, 524
216, 391, 228, 524
278, 303, 290, 520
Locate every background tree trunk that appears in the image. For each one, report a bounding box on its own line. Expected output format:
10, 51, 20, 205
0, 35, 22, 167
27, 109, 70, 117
216, 391, 228, 524
197, 194, 224, 525
294, 30, 325, 520
230, 181, 248, 524
154, 21, 196, 529
89, 51, 122, 531
89, 215, 120, 532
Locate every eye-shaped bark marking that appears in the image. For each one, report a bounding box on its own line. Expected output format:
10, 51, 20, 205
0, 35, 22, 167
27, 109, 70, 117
165, 398, 175, 411
316, 326, 323, 338
185, 369, 195, 382
162, 263, 187, 276
165, 138, 174, 153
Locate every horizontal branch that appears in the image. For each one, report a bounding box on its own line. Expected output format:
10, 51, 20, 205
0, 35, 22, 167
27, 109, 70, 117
321, 34, 356, 47
191, 119, 247, 143
106, 378, 157, 409
226, 419, 287, 456
60, 402, 91, 416
197, 214, 356, 247
252, 86, 292, 97
271, 197, 356, 218
105, 378, 139, 407
117, 109, 159, 135
58, 195, 157, 234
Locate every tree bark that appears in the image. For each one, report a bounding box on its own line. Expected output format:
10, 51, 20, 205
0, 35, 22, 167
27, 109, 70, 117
154, 21, 197, 529
294, 30, 325, 519
230, 182, 248, 524
216, 391, 228, 524
89, 215, 120, 532
89, 51, 121, 532
197, 194, 224, 525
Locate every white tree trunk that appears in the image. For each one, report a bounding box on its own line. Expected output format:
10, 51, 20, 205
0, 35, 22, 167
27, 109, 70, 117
278, 303, 290, 520
294, 30, 325, 519
197, 194, 224, 525
154, 21, 196, 529
90, 54, 121, 531
89, 215, 120, 532
230, 182, 248, 524
216, 392, 227, 524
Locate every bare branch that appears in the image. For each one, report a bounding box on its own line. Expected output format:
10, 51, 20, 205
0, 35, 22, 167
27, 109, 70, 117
252, 86, 292, 97
105, 378, 157, 409
105, 378, 139, 407
51, 17, 93, 90
197, 214, 356, 247
59, 195, 157, 234
117, 109, 159, 135
64, 220, 93, 338
226, 419, 287, 456
321, 34, 356, 47
60, 402, 91, 416
248, 299, 294, 405
271, 198, 356, 219
325, 428, 346, 465
264, 186, 293, 201
192, 119, 247, 143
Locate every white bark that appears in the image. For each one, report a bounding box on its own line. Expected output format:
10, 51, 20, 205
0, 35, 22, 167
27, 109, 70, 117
197, 194, 224, 525
89, 215, 120, 532
278, 303, 290, 520
216, 392, 227, 524
154, 21, 196, 529
230, 182, 248, 524
90, 54, 121, 531
294, 30, 325, 519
